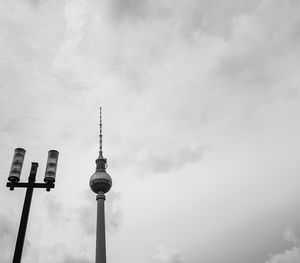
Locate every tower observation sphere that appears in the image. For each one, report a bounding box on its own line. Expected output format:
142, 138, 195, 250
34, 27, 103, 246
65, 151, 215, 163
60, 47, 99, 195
89, 169, 112, 194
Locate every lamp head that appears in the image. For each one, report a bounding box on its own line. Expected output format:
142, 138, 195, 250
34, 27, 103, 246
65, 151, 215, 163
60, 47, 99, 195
44, 150, 59, 183
8, 148, 26, 183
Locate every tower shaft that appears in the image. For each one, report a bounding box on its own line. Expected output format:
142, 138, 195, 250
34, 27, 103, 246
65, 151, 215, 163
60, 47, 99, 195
96, 192, 106, 263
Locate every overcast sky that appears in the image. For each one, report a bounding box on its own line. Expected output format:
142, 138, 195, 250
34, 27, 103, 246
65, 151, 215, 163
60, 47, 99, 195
1, 0, 300, 262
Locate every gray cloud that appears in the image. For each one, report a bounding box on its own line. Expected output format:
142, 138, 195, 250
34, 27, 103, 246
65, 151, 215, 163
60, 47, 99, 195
62, 255, 92, 263
0, 210, 32, 263
264, 227, 300, 263
45, 195, 64, 221
265, 247, 300, 263
77, 0, 300, 180
1, 1, 300, 263
108, 0, 150, 21
216, 0, 300, 92
154, 244, 182, 263
77, 203, 96, 235
145, 145, 203, 174
284, 227, 300, 246
106, 189, 123, 231
0, 212, 16, 263
77, 189, 122, 235
25, 242, 92, 263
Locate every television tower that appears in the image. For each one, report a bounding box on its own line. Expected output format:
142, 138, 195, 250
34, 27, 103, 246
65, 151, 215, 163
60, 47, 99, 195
89, 107, 112, 263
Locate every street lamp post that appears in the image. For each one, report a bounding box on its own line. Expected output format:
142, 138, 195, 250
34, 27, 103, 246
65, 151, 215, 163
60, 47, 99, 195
6, 148, 59, 263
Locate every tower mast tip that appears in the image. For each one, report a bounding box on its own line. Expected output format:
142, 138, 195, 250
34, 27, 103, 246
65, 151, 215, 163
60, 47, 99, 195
99, 107, 103, 158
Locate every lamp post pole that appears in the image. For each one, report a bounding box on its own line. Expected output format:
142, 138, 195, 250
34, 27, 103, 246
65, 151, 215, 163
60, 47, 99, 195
11, 162, 38, 263
6, 149, 59, 263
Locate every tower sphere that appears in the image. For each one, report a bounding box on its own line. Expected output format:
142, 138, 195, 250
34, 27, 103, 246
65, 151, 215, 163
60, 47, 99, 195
89, 170, 112, 194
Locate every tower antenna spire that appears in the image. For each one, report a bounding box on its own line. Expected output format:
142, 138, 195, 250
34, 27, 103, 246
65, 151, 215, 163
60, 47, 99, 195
99, 107, 103, 158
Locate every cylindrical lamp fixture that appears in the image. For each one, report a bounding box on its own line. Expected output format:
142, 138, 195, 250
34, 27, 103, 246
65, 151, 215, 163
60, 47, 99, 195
8, 148, 26, 183
44, 150, 59, 183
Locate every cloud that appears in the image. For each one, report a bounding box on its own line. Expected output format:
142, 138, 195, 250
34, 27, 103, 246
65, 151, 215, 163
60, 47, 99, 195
265, 247, 300, 263
154, 244, 182, 263
284, 227, 300, 246
25, 242, 93, 263
108, 0, 150, 21
80, 0, 299, 178
1, 1, 300, 263
0, 210, 33, 263
265, 228, 300, 263
106, 189, 123, 231
216, 0, 300, 92
77, 189, 122, 235
0, 212, 17, 263
62, 254, 92, 263
143, 145, 203, 174
45, 195, 64, 221
77, 204, 96, 235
